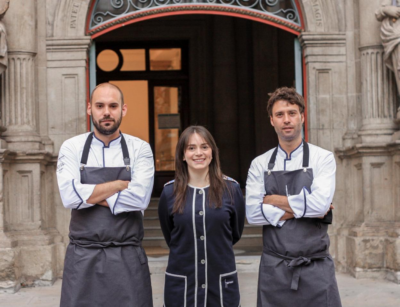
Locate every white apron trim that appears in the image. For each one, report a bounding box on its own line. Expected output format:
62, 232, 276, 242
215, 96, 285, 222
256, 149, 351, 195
219, 270, 239, 307
192, 188, 198, 307
164, 272, 187, 307
201, 188, 208, 307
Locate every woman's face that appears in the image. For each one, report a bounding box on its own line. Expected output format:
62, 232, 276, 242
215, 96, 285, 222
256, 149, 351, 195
183, 133, 213, 173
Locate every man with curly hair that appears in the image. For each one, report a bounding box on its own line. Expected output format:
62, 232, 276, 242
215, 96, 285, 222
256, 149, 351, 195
246, 87, 341, 307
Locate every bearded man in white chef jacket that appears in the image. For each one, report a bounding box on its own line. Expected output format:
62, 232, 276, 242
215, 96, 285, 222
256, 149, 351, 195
57, 83, 154, 307
246, 87, 341, 307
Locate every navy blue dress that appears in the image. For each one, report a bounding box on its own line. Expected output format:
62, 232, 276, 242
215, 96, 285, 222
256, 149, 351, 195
158, 178, 245, 307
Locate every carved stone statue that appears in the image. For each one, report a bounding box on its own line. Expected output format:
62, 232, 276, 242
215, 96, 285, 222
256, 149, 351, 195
0, 0, 8, 74
376, 0, 400, 119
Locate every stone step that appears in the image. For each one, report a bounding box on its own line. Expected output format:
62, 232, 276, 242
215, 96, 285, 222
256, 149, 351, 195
144, 227, 164, 237
143, 216, 162, 227
144, 206, 159, 218
142, 236, 167, 247
235, 234, 263, 247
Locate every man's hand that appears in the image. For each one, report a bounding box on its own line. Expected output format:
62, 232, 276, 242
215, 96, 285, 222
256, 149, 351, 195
318, 204, 334, 219
86, 180, 130, 205
280, 212, 295, 221
263, 195, 294, 214
97, 200, 109, 207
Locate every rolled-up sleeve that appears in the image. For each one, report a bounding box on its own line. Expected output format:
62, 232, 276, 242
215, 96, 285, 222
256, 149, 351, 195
56, 142, 96, 210
111, 142, 155, 215
246, 160, 285, 226
288, 152, 336, 218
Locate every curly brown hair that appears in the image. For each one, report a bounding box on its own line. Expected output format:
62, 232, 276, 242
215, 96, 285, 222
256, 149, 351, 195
266, 87, 305, 117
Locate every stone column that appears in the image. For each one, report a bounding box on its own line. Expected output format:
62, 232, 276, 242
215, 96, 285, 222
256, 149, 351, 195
358, 1, 398, 144
2, 0, 41, 150
335, 0, 400, 283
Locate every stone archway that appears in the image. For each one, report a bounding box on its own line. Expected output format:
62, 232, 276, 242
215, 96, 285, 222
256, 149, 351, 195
48, 0, 350, 270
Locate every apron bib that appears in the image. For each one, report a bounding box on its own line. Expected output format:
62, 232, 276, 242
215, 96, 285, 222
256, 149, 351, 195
60, 133, 153, 307
257, 142, 341, 307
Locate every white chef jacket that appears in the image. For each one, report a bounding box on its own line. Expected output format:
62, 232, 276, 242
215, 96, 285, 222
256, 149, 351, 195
57, 132, 154, 215
246, 142, 336, 227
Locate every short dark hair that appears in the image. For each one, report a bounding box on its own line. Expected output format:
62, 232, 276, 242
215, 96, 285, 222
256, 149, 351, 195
266, 87, 305, 117
90, 82, 124, 105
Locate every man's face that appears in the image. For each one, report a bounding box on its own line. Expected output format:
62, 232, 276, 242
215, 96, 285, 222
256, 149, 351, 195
270, 100, 304, 143
87, 86, 127, 136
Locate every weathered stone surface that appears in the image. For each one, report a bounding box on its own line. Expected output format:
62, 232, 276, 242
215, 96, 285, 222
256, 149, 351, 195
0, 0, 399, 294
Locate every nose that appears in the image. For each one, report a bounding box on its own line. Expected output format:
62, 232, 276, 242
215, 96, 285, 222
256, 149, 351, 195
103, 106, 111, 116
195, 147, 203, 155
283, 113, 290, 123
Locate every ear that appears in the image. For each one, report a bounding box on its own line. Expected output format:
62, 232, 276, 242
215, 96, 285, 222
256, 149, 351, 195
270, 116, 275, 127
122, 104, 128, 117
87, 102, 92, 116
301, 112, 305, 124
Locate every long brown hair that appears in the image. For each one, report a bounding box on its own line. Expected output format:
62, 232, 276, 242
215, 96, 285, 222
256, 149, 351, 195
173, 126, 230, 214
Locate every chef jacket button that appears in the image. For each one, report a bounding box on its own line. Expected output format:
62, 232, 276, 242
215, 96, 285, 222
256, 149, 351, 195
200, 236, 204, 240
201, 259, 205, 264
201, 284, 206, 289
199, 190, 203, 194
199, 211, 204, 216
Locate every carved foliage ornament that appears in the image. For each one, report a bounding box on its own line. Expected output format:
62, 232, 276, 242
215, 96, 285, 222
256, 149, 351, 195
88, 0, 301, 34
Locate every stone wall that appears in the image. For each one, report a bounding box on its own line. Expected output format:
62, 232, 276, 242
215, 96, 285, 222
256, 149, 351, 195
0, 0, 399, 293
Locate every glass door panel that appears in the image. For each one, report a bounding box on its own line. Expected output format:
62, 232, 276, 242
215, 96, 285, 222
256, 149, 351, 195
110, 80, 149, 142
154, 86, 180, 171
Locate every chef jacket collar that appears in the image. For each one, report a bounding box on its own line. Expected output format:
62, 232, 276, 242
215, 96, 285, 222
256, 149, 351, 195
277, 141, 304, 160
92, 132, 122, 148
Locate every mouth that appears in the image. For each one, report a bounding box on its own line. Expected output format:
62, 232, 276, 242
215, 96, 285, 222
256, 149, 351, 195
100, 119, 115, 126
193, 159, 206, 163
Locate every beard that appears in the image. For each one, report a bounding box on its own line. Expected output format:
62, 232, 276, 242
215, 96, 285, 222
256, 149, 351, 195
92, 114, 122, 136
275, 125, 303, 142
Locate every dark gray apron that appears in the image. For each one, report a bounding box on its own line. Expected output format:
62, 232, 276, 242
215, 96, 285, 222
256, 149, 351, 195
257, 141, 341, 307
60, 133, 153, 307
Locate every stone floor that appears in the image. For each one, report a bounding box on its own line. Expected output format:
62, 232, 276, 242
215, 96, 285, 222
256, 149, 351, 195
1, 256, 400, 307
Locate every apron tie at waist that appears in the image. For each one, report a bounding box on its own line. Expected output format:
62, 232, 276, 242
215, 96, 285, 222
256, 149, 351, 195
69, 238, 147, 264
265, 249, 328, 291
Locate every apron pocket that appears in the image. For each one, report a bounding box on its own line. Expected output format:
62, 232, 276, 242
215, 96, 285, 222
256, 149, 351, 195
220, 270, 240, 307
164, 272, 187, 307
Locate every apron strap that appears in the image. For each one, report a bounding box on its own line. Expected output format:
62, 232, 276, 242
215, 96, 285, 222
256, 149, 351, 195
80, 132, 94, 169
267, 147, 279, 172
267, 140, 309, 174
120, 133, 131, 167
80, 132, 131, 170
302, 141, 309, 168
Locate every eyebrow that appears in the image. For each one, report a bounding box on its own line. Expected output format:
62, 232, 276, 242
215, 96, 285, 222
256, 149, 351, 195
187, 143, 208, 146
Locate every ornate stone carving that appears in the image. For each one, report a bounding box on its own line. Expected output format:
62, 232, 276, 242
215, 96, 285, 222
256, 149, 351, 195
376, 0, 400, 120
0, 0, 9, 74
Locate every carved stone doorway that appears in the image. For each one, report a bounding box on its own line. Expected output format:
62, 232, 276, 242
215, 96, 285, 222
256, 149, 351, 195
92, 14, 299, 194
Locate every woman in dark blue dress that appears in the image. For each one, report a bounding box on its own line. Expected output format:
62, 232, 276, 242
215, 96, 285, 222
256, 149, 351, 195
158, 125, 245, 307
